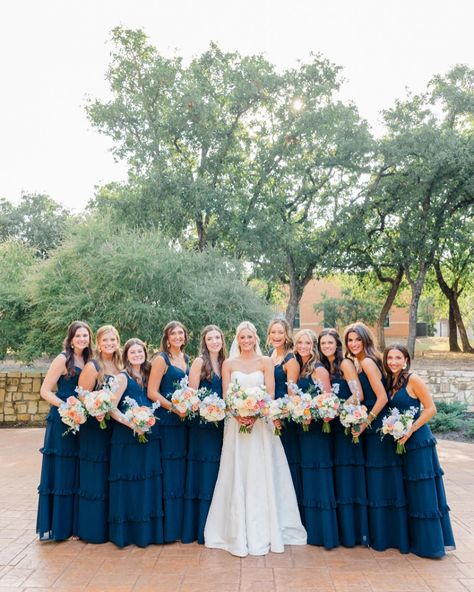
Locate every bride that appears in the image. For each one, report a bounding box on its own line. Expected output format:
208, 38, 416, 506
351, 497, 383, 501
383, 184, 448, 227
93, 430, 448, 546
204, 321, 307, 556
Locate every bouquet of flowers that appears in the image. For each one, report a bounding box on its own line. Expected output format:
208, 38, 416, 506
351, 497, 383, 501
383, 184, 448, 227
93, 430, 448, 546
169, 377, 201, 420
312, 384, 341, 433
286, 383, 316, 432
378, 406, 418, 454
339, 400, 369, 443
75, 383, 116, 429
267, 395, 292, 436
226, 381, 269, 434
58, 396, 88, 436
123, 396, 160, 443
197, 389, 226, 426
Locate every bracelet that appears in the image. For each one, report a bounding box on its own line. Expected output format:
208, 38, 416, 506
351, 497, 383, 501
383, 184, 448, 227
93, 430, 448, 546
368, 411, 378, 420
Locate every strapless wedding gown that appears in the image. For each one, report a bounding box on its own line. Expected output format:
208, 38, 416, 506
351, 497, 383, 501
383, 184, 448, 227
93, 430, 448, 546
204, 370, 307, 556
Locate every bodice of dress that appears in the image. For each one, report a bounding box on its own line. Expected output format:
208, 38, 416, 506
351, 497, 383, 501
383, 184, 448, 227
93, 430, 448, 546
159, 352, 190, 399
274, 353, 295, 399
200, 373, 223, 397
91, 359, 116, 390
331, 376, 351, 401
389, 383, 421, 418
230, 370, 265, 389
117, 372, 149, 412
56, 352, 82, 402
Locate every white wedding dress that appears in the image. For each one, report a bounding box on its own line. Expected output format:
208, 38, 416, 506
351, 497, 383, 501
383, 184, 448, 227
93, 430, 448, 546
204, 370, 307, 556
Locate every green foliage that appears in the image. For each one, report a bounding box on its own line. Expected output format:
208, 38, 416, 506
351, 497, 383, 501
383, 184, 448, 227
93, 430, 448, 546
0, 241, 36, 357
21, 216, 271, 359
0, 193, 70, 258
466, 420, 474, 439
429, 401, 468, 433
314, 288, 379, 328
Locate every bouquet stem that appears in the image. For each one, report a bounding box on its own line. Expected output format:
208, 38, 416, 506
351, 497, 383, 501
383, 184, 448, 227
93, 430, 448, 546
322, 421, 331, 434
396, 441, 406, 454
99, 418, 107, 430
239, 425, 253, 434
137, 434, 149, 444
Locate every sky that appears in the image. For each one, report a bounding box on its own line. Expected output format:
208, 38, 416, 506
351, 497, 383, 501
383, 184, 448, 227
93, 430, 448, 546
1, 0, 473, 212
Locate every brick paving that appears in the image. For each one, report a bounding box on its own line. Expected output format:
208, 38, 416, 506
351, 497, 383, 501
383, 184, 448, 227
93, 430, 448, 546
0, 428, 473, 592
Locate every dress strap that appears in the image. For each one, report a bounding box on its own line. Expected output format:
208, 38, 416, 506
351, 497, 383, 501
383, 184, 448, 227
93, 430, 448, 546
283, 352, 295, 364
160, 352, 171, 366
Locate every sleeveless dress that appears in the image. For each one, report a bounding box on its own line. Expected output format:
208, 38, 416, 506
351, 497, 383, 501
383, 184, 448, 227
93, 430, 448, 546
155, 352, 189, 542
108, 372, 164, 547
182, 372, 224, 544
204, 370, 307, 556
331, 374, 369, 547
274, 352, 302, 507
359, 370, 409, 552
389, 379, 455, 557
297, 371, 339, 549
37, 354, 80, 541
75, 361, 113, 543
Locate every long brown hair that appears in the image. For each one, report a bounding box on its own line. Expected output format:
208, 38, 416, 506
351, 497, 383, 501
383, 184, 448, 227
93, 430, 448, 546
344, 322, 382, 367
294, 329, 319, 378
160, 321, 189, 355
383, 343, 411, 396
63, 321, 93, 377
317, 328, 344, 378
266, 317, 294, 354
93, 325, 122, 386
122, 338, 151, 387
198, 325, 227, 382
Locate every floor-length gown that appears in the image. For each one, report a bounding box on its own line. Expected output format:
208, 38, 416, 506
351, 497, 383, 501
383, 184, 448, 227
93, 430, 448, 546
390, 379, 455, 557
204, 370, 307, 557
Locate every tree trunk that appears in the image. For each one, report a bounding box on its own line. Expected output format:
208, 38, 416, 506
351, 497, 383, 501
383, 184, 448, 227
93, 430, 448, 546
285, 254, 305, 329
374, 268, 404, 351
406, 268, 427, 359
434, 260, 473, 353
448, 300, 461, 352
196, 216, 207, 251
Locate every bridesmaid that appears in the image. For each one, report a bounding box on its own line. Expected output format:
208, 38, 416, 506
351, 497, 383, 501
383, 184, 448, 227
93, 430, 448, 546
148, 320, 190, 542
383, 344, 455, 557
37, 320, 93, 541
294, 329, 339, 549
267, 318, 301, 505
76, 324, 122, 543
317, 328, 369, 547
344, 322, 409, 553
182, 325, 226, 544
108, 339, 164, 547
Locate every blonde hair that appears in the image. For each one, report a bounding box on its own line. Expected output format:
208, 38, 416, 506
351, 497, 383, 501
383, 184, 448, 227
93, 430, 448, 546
93, 324, 122, 386
266, 317, 293, 353
229, 321, 262, 357
294, 329, 319, 377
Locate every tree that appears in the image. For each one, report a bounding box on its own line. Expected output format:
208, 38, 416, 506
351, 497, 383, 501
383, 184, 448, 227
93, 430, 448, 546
22, 216, 271, 359
434, 216, 474, 352
0, 241, 36, 357
0, 193, 70, 258
87, 28, 276, 249
314, 288, 379, 328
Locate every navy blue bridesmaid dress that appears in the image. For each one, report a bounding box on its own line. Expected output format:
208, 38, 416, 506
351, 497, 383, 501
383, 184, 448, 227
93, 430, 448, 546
331, 374, 369, 547
360, 370, 409, 552
297, 370, 339, 549
37, 353, 80, 541
182, 372, 224, 544
155, 352, 189, 542
108, 372, 164, 547
75, 361, 112, 543
389, 378, 455, 557
274, 352, 302, 507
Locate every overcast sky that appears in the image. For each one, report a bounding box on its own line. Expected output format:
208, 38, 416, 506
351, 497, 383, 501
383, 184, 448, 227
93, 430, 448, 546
1, 0, 473, 212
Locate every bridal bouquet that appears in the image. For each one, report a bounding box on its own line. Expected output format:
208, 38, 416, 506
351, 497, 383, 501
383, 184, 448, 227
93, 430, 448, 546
286, 383, 316, 432
226, 381, 269, 434
75, 382, 116, 429
169, 377, 201, 420
123, 396, 160, 443
197, 389, 226, 426
268, 395, 292, 436
378, 406, 418, 454
58, 396, 88, 436
312, 384, 341, 433
339, 400, 369, 443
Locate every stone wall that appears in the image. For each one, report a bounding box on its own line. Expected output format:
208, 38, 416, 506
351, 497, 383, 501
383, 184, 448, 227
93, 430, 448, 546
0, 368, 473, 424
0, 371, 49, 424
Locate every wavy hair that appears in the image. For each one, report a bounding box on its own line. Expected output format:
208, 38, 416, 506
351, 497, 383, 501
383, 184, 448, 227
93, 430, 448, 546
93, 325, 122, 387
198, 325, 227, 382
62, 321, 93, 377
382, 343, 411, 396
122, 338, 151, 387
344, 322, 382, 367
266, 317, 294, 354
293, 329, 319, 378
317, 328, 344, 378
